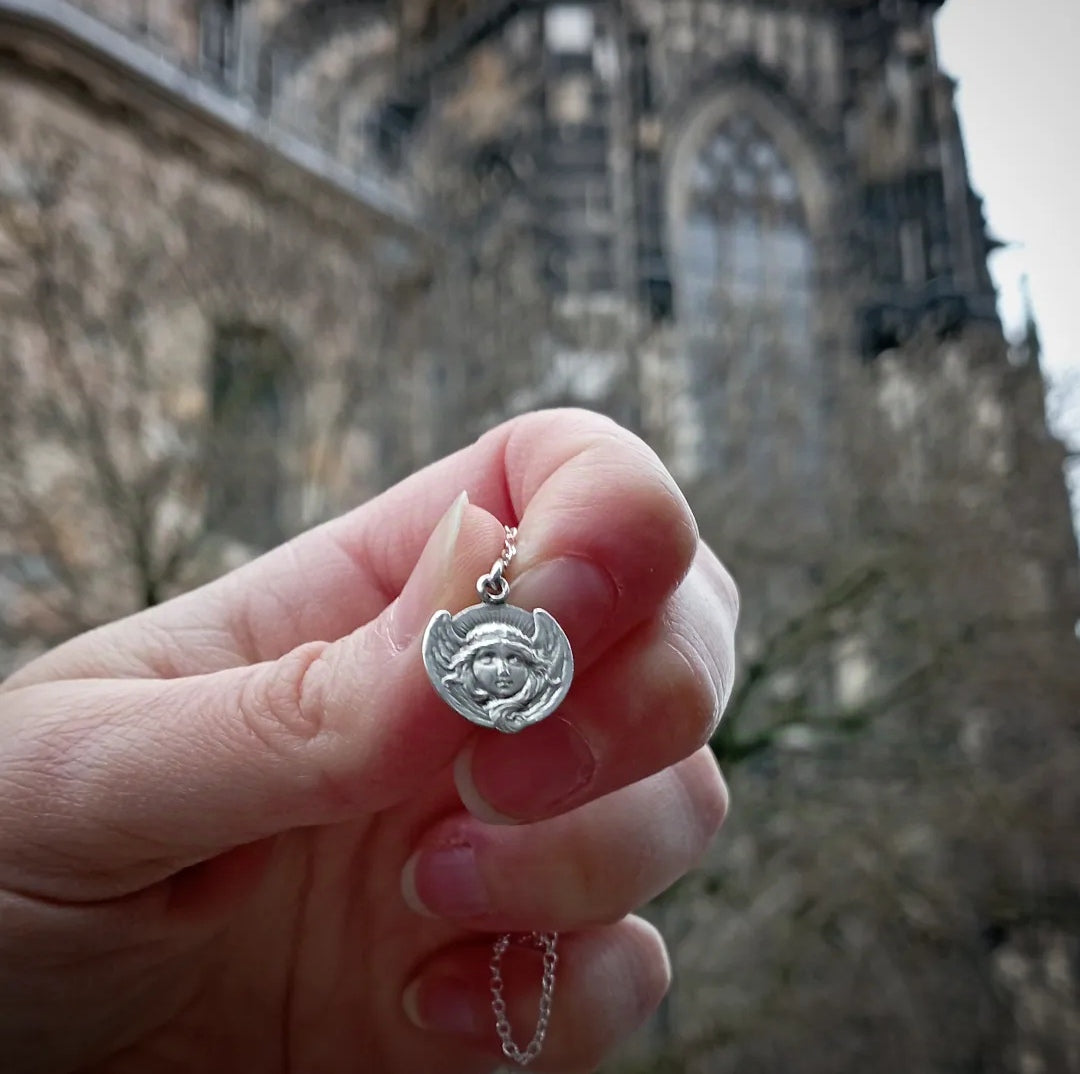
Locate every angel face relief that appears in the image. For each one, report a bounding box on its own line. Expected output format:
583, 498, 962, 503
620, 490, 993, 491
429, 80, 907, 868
468, 638, 531, 698
423, 603, 574, 733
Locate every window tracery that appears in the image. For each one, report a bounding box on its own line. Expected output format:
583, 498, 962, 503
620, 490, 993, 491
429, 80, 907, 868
673, 112, 820, 489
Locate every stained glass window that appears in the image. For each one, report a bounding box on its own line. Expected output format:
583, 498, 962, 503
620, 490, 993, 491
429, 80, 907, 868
673, 114, 820, 489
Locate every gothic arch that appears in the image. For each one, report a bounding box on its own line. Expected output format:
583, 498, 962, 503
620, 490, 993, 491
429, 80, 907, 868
257, 0, 391, 102
664, 77, 834, 491
261, 0, 389, 63
666, 75, 832, 243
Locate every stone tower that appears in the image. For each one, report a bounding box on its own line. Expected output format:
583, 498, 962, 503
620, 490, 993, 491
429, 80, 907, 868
20, 1, 1021, 491
375, 0, 999, 335
253, 0, 1039, 519
351, 0, 1003, 470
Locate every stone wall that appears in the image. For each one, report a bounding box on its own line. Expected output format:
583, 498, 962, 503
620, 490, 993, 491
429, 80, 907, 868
0, 65, 429, 667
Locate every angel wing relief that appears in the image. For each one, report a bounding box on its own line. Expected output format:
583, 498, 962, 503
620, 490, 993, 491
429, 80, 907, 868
422, 602, 574, 733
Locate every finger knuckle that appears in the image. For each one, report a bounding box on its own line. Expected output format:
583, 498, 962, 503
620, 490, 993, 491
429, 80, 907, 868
239, 641, 333, 753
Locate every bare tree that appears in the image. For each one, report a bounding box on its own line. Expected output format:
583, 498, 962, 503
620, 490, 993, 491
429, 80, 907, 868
0, 106, 427, 668
608, 329, 1080, 1074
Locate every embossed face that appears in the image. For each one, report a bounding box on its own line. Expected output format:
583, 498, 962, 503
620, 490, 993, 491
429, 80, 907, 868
472, 642, 530, 699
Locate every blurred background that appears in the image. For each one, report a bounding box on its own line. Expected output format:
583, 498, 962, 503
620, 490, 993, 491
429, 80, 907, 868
1, 1, 1078, 1071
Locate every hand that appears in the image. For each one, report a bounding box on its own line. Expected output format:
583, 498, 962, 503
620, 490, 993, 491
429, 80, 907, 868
0, 410, 738, 1074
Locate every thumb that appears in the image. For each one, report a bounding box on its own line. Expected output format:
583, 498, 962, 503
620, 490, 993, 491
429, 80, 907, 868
0, 494, 504, 900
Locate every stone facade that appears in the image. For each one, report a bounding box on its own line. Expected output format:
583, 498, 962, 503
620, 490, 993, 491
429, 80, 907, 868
0, 0, 432, 665
2, 2, 1079, 1071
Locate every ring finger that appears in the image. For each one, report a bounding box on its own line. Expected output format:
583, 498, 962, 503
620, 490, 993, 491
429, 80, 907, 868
403, 748, 727, 932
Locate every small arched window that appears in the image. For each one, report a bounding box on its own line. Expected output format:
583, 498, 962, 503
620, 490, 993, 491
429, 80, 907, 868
672, 112, 820, 490
199, 0, 241, 86
206, 324, 293, 549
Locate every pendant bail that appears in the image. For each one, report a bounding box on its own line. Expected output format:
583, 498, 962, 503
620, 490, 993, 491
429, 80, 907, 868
477, 561, 510, 604
479, 561, 511, 605
423, 520, 573, 732
476, 526, 518, 604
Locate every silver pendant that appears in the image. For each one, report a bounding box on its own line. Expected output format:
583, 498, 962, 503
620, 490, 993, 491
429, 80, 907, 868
422, 527, 574, 734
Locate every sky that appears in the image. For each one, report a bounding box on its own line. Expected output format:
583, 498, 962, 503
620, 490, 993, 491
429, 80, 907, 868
936, 0, 1080, 446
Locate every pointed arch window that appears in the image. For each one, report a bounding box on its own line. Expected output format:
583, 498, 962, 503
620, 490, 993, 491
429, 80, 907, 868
673, 113, 820, 489
199, 0, 242, 87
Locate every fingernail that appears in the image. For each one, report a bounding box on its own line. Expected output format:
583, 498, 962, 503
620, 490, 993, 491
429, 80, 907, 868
403, 975, 483, 1037
391, 491, 468, 648
511, 556, 618, 652
401, 844, 491, 919
455, 717, 596, 823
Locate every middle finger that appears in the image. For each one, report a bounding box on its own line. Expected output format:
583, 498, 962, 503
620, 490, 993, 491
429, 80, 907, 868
455, 545, 736, 825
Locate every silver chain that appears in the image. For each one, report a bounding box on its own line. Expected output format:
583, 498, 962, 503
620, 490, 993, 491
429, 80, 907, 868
500, 525, 518, 570
482, 527, 559, 1067
477, 526, 518, 605
490, 931, 559, 1067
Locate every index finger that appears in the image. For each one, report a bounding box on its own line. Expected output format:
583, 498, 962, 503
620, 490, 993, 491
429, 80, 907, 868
4, 409, 696, 688
0, 412, 728, 892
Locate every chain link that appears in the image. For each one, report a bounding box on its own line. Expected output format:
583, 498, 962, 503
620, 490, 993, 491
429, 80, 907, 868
490, 931, 559, 1067
500, 526, 518, 570
482, 528, 558, 1067
477, 526, 519, 605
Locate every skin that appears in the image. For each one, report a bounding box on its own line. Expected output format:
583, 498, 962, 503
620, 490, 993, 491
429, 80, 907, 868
0, 410, 738, 1074
472, 641, 531, 699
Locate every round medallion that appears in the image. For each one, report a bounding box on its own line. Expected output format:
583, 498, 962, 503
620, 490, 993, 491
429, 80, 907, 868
422, 602, 574, 734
